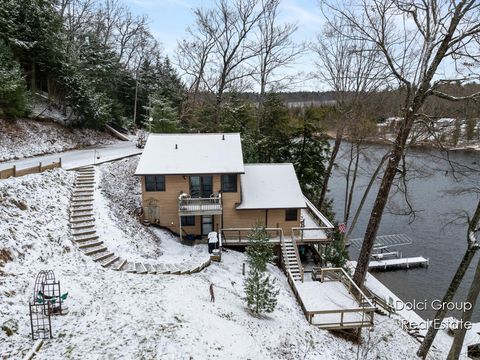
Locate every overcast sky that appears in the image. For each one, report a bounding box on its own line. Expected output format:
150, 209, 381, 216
125, 0, 325, 91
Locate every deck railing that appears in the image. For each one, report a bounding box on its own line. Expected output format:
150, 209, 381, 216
221, 228, 283, 245
287, 267, 376, 329
303, 196, 335, 229
178, 193, 222, 215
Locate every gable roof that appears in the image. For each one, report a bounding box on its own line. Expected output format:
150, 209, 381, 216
135, 133, 245, 175
236, 164, 306, 210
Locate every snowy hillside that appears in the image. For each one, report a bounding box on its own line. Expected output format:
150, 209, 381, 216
0, 118, 117, 162
0, 164, 445, 359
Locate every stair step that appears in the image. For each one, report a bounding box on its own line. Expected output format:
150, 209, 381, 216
70, 215, 94, 221
75, 185, 94, 189
113, 259, 127, 271
168, 264, 182, 275
71, 206, 93, 212
78, 240, 103, 249
155, 264, 170, 274
144, 264, 157, 274
101, 255, 120, 268
135, 263, 148, 274
74, 234, 99, 242
72, 229, 97, 237
72, 202, 93, 209
72, 197, 94, 202
71, 222, 95, 230
73, 192, 93, 197
93, 252, 114, 262
83, 245, 107, 255
125, 262, 136, 273
70, 213, 94, 220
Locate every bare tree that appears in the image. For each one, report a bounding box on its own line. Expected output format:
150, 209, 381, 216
312, 17, 386, 211
256, 0, 303, 108
322, 1, 480, 299
447, 200, 480, 359
176, 12, 217, 102
417, 196, 480, 358
191, 0, 274, 107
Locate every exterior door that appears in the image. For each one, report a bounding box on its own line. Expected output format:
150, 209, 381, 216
144, 198, 159, 223
201, 215, 213, 236
190, 176, 213, 198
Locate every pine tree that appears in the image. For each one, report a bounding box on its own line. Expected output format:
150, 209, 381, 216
150, 94, 179, 133
245, 226, 276, 272
244, 268, 279, 314
244, 225, 279, 314
0, 40, 27, 117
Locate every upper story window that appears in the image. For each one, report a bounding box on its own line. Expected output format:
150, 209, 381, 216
221, 174, 237, 192
145, 175, 165, 192
285, 208, 298, 221
190, 175, 213, 198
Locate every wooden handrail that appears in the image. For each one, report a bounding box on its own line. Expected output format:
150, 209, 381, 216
303, 196, 335, 229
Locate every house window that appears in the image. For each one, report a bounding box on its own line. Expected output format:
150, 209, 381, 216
285, 209, 298, 221
190, 176, 213, 198
145, 175, 165, 192
181, 216, 195, 226
221, 174, 237, 192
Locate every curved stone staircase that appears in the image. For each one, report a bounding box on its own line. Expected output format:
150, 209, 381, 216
69, 165, 211, 275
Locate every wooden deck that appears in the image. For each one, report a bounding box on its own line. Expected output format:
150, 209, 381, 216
286, 268, 375, 329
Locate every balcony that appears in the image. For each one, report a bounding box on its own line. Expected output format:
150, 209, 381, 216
178, 193, 222, 216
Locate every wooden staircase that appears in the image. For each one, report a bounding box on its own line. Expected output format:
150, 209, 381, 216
69, 166, 212, 275
281, 238, 303, 281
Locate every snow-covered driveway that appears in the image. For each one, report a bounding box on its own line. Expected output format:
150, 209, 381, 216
0, 141, 142, 171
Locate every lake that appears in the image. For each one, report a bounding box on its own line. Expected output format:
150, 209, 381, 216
328, 142, 480, 321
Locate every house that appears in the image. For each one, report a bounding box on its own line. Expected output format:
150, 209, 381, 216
134, 133, 332, 244
134, 133, 376, 329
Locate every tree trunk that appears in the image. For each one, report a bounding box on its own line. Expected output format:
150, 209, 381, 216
418, 200, 480, 358
133, 78, 139, 126
417, 248, 477, 358
31, 59, 36, 98
352, 110, 416, 289
345, 142, 360, 226
345, 153, 388, 241
318, 126, 344, 210
447, 258, 480, 360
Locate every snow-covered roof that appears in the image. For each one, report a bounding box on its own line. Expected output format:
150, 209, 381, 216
135, 133, 245, 175
236, 164, 306, 210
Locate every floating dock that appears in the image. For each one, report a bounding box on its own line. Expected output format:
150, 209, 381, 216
368, 256, 429, 271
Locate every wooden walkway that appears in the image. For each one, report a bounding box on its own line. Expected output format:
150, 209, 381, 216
367, 257, 429, 271
69, 166, 211, 275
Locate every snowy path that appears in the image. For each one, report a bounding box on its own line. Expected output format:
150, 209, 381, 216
0, 141, 142, 171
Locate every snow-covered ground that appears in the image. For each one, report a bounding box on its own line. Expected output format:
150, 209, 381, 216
0, 164, 447, 359
0, 118, 117, 162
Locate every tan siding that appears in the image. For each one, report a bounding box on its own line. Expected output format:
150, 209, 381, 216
140, 174, 301, 237
266, 209, 300, 236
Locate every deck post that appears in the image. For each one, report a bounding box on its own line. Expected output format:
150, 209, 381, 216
179, 215, 182, 241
